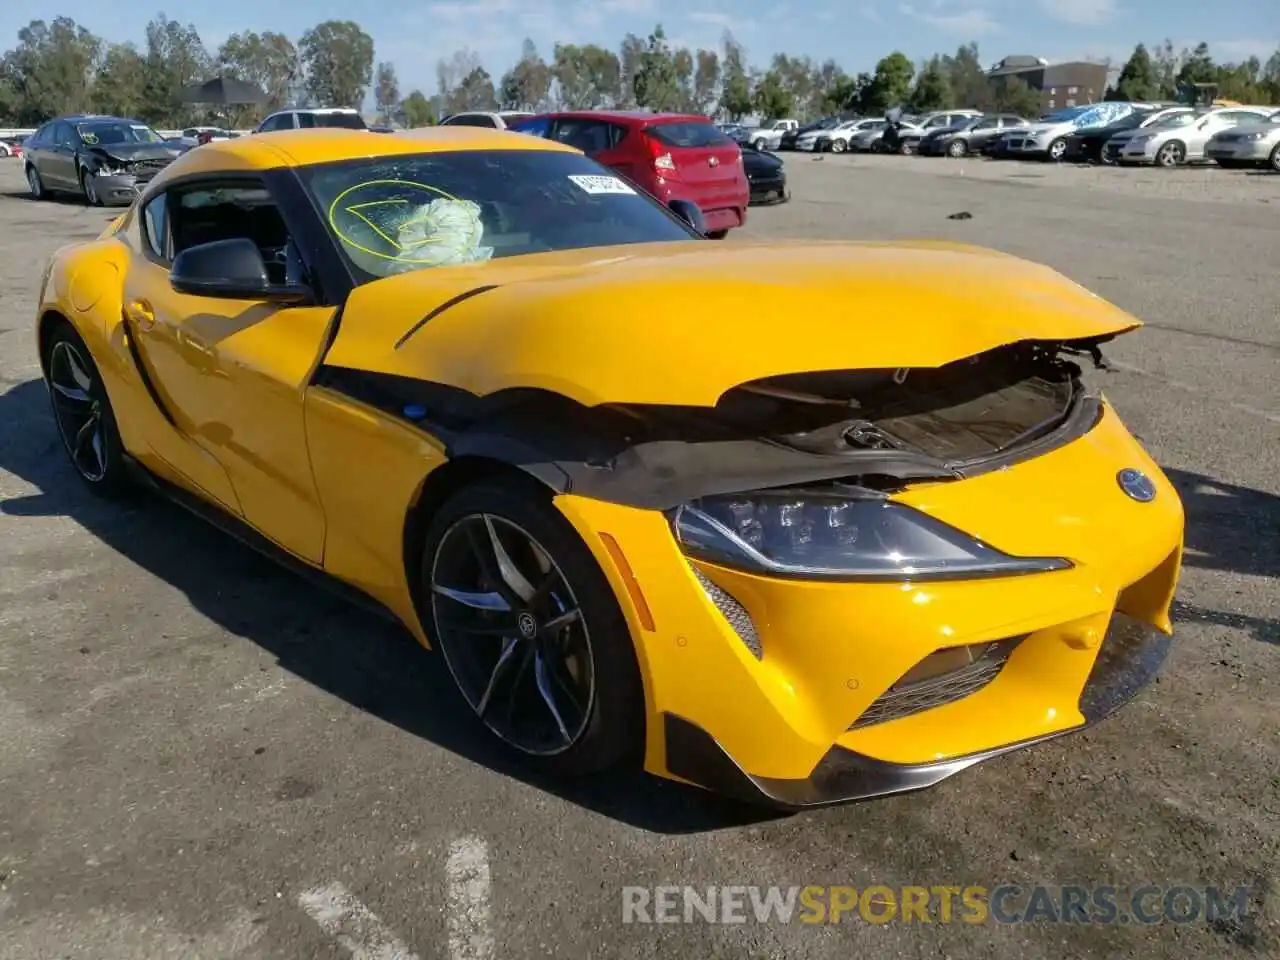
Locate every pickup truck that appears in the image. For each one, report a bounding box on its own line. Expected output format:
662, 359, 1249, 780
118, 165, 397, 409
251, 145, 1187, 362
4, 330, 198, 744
746, 118, 799, 151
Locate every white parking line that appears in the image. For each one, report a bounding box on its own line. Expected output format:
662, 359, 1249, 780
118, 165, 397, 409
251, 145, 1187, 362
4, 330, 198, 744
298, 881, 421, 960
446, 837, 495, 960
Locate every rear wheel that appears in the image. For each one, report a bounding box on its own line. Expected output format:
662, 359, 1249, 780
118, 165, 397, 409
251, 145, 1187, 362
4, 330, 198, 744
829, 139, 846, 154
42, 321, 132, 496
947, 139, 967, 158
1046, 137, 1068, 162
752, 138, 767, 151
1269, 144, 1280, 172
420, 481, 644, 776
898, 140, 914, 155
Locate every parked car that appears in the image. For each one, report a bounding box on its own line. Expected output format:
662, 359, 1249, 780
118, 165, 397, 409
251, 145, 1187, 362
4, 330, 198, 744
848, 123, 891, 152
1066, 107, 1194, 164
814, 118, 888, 153
0, 135, 24, 159
779, 116, 840, 151
1118, 106, 1275, 166
887, 110, 986, 154
1206, 112, 1280, 170
256, 108, 368, 132
918, 114, 1030, 157
1001, 103, 1138, 161
509, 111, 749, 237
439, 111, 536, 129
22, 114, 181, 205
740, 141, 787, 203
746, 118, 799, 151
795, 118, 861, 152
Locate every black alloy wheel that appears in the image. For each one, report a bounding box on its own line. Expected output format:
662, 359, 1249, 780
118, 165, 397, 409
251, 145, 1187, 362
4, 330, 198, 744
43, 322, 130, 495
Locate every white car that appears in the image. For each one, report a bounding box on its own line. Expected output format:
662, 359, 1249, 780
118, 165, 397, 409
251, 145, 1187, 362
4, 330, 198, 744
438, 111, 535, 129
256, 107, 368, 132
1205, 113, 1280, 171
746, 119, 799, 151
1002, 102, 1137, 161
1119, 107, 1276, 166
800, 118, 888, 153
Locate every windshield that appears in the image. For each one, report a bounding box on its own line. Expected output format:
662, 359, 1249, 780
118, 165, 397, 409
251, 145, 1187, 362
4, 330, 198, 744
1151, 113, 1197, 129
300, 112, 367, 129
77, 122, 163, 145
300, 150, 699, 284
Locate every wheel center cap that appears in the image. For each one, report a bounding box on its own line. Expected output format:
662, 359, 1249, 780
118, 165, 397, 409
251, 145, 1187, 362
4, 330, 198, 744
516, 611, 538, 640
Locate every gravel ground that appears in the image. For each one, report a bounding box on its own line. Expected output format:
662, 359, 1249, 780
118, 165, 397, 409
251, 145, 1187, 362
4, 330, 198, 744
0, 155, 1277, 960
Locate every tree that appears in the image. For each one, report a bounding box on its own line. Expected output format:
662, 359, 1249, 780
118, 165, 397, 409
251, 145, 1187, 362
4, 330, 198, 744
374, 61, 399, 123
908, 56, 953, 112
141, 15, 211, 126
994, 75, 1041, 116
3, 18, 102, 124
753, 70, 793, 119
499, 39, 551, 111
91, 43, 147, 118
1113, 43, 1159, 101
448, 66, 497, 113
1261, 48, 1280, 103
437, 48, 481, 107
617, 33, 646, 108
217, 31, 298, 124
808, 59, 847, 117
692, 49, 720, 114
941, 42, 992, 110
719, 31, 752, 119
553, 43, 620, 109
861, 52, 914, 114
633, 25, 681, 111
299, 20, 374, 109
1177, 41, 1216, 85
672, 47, 695, 111
400, 89, 434, 127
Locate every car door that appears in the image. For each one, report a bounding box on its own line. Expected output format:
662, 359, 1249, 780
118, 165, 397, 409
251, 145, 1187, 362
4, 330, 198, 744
48, 121, 81, 189
550, 117, 636, 179
120, 176, 336, 562
965, 117, 1001, 148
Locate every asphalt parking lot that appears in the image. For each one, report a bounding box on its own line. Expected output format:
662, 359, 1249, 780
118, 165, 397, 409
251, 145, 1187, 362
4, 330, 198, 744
0, 154, 1277, 960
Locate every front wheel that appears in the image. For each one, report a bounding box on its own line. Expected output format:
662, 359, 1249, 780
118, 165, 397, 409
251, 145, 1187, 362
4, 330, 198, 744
80, 167, 102, 206
898, 140, 914, 155
1155, 140, 1185, 167
26, 164, 46, 200
947, 139, 967, 158
1268, 144, 1280, 172
421, 481, 645, 776
1046, 138, 1068, 162
42, 321, 132, 496
752, 139, 767, 151
829, 139, 846, 154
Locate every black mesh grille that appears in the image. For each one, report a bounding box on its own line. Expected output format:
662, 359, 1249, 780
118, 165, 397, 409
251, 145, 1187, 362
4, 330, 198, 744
691, 566, 762, 659
850, 638, 1021, 730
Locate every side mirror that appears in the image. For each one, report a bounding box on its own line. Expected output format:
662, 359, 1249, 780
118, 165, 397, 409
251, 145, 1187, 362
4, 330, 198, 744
668, 198, 708, 236
169, 237, 313, 304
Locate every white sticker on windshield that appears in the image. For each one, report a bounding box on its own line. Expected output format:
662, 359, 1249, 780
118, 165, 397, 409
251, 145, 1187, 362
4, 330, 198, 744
567, 174, 636, 195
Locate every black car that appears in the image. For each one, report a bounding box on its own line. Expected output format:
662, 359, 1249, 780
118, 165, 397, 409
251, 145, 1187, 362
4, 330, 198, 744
918, 114, 1031, 157
1063, 109, 1167, 164
22, 115, 181, 206
779, 115, 841, 150
741, 142, 787, 204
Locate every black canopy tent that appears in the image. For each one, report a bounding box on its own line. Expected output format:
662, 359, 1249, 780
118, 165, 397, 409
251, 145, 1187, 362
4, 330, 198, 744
179, 75, 269, 106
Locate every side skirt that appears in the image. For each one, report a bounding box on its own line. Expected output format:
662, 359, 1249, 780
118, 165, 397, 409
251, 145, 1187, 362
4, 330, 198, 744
123, 454, 404, 627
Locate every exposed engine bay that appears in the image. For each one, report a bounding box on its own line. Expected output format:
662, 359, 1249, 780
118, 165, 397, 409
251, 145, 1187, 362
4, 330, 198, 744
316, 337, 1111, 509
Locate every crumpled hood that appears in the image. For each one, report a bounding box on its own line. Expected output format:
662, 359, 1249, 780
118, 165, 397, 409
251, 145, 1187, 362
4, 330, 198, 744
323, 239, 1142, 408
90, 143, 180, 164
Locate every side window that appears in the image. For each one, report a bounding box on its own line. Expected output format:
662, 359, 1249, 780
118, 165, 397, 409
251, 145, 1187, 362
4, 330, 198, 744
259, 114, 284, 132
551, 119, 613, 154
55, 123, 76, 147
510, 117, 551, 138
447, 114, 497, 127
296, 113, 316, 128
169, 182, 301, 286
143, 193, 168, 259
972, 118, 999, 131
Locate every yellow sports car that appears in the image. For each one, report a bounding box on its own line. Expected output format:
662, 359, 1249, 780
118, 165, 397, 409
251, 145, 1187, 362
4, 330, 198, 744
35, 128, 1185, 808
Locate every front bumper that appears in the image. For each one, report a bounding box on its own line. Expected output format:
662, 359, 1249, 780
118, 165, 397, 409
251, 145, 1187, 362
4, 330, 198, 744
1206, 141, 1272, 162
554, 401, 1184, 808
748, 175, 787, 203
1119, 142, 1161, 164
91, 172, 148, 205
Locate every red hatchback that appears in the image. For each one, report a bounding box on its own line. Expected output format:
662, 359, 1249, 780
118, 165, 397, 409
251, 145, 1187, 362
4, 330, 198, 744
509, 111, 749, 237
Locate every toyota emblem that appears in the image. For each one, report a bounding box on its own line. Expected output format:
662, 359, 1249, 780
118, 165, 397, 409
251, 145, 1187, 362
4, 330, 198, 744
1116, 468, 1156, 503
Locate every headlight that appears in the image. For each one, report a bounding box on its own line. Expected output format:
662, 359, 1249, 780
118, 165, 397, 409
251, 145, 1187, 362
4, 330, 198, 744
1129, 134, 1154, 144
1239, 132, 1265, 141
669, 494, 1071, 581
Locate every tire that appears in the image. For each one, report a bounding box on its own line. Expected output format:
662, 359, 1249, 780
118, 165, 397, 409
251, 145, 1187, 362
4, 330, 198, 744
419, 480, 645, 777
947, 139, 967, 158
1046, 138, 1068, 162
0, 143, 10, 158
42, 320, 132, 497
1269, 144, 1280, 173
705, 229, 728, 239
80, 167, 102, 206
26, 164, 47, 200
829, 139, 846, 154
752, 139, 767, 151
898, 140, 914, 155
1155, 140, 1185, 167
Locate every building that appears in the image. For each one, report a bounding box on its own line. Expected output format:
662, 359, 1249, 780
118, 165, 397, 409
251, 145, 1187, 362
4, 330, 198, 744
986, 55, 1110, 112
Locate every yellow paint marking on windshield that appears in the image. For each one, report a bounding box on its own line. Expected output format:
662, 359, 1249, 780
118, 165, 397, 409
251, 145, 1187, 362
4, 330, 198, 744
327, 178, 463, 263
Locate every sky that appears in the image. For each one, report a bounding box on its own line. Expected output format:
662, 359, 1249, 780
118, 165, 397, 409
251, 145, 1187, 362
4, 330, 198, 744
3, 0, 1278, 98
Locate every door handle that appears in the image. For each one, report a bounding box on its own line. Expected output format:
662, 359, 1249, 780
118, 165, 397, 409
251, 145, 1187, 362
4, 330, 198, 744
126, 299, 155, 330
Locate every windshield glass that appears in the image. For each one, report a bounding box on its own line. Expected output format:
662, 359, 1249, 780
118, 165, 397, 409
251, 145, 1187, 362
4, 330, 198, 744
300, 150, 699, 284
1151, 113, 1197, 129
300, 112, 367, 129
77, 122, 163, 145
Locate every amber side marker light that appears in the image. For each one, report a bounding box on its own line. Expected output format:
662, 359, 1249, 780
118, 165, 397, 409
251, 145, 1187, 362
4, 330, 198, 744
598, 532, 656, 632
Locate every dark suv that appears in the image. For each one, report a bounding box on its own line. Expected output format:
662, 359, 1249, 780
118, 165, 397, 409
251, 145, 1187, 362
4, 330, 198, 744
23, 114, 180, 206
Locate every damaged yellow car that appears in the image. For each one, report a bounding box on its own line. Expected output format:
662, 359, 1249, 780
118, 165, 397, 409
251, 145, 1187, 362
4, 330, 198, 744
35, 128, 1185, 808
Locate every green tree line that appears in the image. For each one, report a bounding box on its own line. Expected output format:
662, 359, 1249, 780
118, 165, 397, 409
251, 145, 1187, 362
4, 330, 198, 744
3, 15, 1278, 129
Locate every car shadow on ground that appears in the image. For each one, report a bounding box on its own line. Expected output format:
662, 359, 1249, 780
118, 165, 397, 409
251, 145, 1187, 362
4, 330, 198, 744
0, 377, 783, 834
